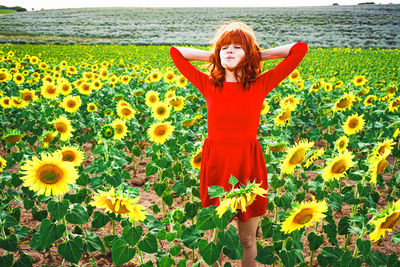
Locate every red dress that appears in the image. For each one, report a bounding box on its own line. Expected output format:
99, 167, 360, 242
170, 42, 308, 222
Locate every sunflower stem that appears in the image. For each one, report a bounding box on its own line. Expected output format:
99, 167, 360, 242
352, 224, 367, 257
212, 228, 219, 243
112, 219, 116, 236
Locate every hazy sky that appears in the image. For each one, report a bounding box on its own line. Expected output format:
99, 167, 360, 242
2, 0, 399, 10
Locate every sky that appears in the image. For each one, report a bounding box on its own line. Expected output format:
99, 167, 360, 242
2, 0, 400, 10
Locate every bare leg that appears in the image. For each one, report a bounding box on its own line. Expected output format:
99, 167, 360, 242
238, 216, 260, 267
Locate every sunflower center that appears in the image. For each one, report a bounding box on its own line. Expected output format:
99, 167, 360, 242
38, 164, 63, 184
106, 199, 129, 214
47, 86, 56, 94
349, 118, 359, 129
68, 101, 76, 107
293, 208, 314, 225
291, 73, 298, 79
43, 133, 54, 142
357, 78, 363, 83
155, 125, 167, 136
122, 108, 131, 116
331, 159, 347, 174
339, 141, 345, 148
378, 146, 387, 155
289, 148, 305, 165
157, 107, 165, 115
381, 212, 400, 229
115, 125, 123, 134
89, 105, 95, 110
167, 74, 174, 79
62, 151, 76, 162
377, 158, 388, 174
23, 93, 33, 101
55, 122, 67, 133
337, 98, 351, 108
16, 75, 22, 81
82, 84, 90, 91
279, 110, 291, 120
0, 73, 6, 80
62, 84, 69, 91
194, 154, 202, 164
150, 96, 157, 103
393, 100, 400, 108
366, 97, 373, 104
5, 135, 22, 143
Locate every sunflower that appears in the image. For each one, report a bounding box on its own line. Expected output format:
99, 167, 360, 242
332, 92, 357, 112
119, 75, 131, 85
309, 81, 324, 93
280, 139, 314, 175
29, 56, 39, 64
20, 153, 78, 196
57, 145, 84, 166
367, 150, 390, 185
145, 90, 159, 107
342, 113, 365, 136
216, 182, 268, 218
151, 101, 171, 121
274, 108, 292, 127
90, 187, 148, 222
78, 82, 92, 95
149, 71, 162, 83
388, 96, 400, 113
368, 138, 396, 163
169, 96, 185, 111
352, 75, 367, 87
11, 97, 27, 108
147, 121, 174, 144
280, 199, 328, 234
260, 100, 270, 115
3, 129, 23, 143
0, 156, 6, 172
336, 136, 349, 152
61, 95, 82, 113
41, 131, 56, 148
182, 115, 202, 128
176, 75, 188, 88
304, 148, 325, 168
41, 83, 60, 99
50, 116, 74, 141
117, 105, 136, 120
92, 79, 103, 90
20, 89, 38, 102
295, 79, 305, 91
324, 83, 333, 92
369, 199, 400, 242
165, 89, 176, 99
288, 69, 300, 83
99, 68, 109, 80
58, 81, 73, 95
279, 95, 300, 111
101, 125, 115, 140
87, 103, 97, 112
164, 71, 176, 83
111, 119, 128, 140
13, 73, 25, 85
322, 150, 356, 181
191, 148, 202, 169
42, 75, 54, 84
394, 127, 400, 139
0, 97, 12, 108
333, 80, 344, 89
104, 108, 114, 116
364, 95, 377, 106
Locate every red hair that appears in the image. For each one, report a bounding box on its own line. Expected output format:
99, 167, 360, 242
209, 22, 263, 90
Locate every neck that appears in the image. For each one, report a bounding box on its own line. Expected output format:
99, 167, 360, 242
225, 69, 242, 82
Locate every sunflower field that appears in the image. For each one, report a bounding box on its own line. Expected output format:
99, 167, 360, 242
0, 44, 399, 267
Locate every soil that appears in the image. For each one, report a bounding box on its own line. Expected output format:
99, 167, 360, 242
0, 140, 399, 267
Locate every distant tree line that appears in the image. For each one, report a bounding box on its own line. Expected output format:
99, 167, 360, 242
0, 5, 27, 12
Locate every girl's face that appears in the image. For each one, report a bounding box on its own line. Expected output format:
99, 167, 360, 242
219, 44, 245, 69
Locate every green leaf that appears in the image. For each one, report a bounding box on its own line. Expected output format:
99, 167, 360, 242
208, 186, 225, 199
228, 175, 239, 186
104, 235, 118, 249
123, 225, 142, 247
198, 239, 222, 265
308, 232, 323, 251
337, 217, 350, 235
157, 255, 175, 267
213, 208, 234, 230
170, 245, 181, 257
48, 200, 69, 221
181, 225, 202, 249
91, 211, 110, 229
196, 206, 216, 230
0, 254, 13, 266
223, 243, 243, 260
138, 233, 158, 254
323, 222, 338, 246
12, 253, 34, 267
217, 225, 239, 250
278, 250, 297, 267
37, 219, 65, 250
162, 194, 174, 207
84, 231, 105, 253
58, 237, 83, 264
111, 238, 136, 266
184, 202, 200, 219
0, 234, 18, 252
391, 231, 400, 244
145, 162, 158, 177
261, 217, 273, 238
356, 239, 371, 259
66, 205, 89, 224
153, 182, 167, 196
255, 244, 276, 265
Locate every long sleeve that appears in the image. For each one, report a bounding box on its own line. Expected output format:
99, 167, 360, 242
260, 42, 309, 96
169, 47, 210, 98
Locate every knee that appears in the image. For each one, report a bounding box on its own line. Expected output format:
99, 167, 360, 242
239, 235, 256, 249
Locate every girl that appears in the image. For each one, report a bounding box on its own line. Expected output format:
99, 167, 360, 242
170, 22, 308, 266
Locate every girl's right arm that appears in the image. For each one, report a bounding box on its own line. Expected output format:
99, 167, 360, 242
173, 47, 212, 62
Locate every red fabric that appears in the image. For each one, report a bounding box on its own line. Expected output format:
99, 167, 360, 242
170, 42, 308, 222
